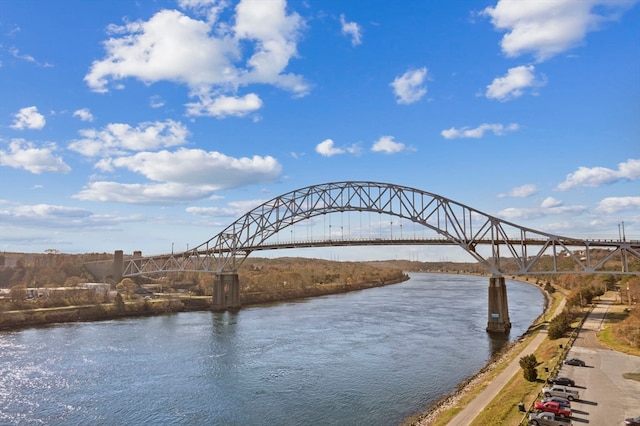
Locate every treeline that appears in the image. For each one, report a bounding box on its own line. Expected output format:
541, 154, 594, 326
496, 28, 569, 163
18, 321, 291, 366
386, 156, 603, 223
1, 253, 407, 311
544, 273, 639, 341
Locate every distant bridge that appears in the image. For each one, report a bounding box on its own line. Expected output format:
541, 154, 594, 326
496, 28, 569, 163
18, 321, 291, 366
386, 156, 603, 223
113, 181, 639, 332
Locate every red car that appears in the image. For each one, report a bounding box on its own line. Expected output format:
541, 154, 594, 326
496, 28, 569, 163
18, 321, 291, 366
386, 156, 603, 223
534, 401, 571, 418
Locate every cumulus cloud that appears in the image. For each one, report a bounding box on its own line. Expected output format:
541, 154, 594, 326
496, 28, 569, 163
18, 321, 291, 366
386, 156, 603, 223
316, 139, 344, 157
73, 108, 94, 122
371, 136, 408, 154
84, 1, 308, 116
186, 93, 263, 118
482, 0, 637, 62
0, 202, 146, 230
68, 120, 189, 157
441, 123, 519, 139
315, 139, 361, 157
556, 159, 640, 191
497, 197, 587, 220
541, 197, 563, 208
74, 148, 282, 204
10, 106, 46, 130
340, 14, 362, 46
595, 196, 640, 214
187, 199, 265, 217
485, 65, 545, 101
390, 68, 428, 104
0, 139, 71, 174
498, 184, 538, 198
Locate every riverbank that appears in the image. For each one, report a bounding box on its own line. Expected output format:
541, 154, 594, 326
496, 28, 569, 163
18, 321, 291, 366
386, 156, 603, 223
404, 275, 553, 425
0, 274, 409, 330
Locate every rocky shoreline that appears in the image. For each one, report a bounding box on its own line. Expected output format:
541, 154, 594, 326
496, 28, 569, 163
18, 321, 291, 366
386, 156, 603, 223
406, 277, 550, 425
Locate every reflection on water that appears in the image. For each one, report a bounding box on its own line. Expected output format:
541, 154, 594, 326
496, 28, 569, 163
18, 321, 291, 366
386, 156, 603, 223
0, 273, 543, 425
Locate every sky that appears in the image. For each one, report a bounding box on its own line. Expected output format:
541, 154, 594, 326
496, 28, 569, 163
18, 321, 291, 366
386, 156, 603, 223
1, 0, 639, 262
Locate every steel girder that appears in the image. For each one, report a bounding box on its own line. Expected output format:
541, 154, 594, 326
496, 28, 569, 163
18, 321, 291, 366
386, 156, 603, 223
122, 181, 640, 277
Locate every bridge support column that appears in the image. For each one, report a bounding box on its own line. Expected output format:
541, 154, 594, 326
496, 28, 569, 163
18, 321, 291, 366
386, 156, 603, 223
213, 273, 241, 311
486, 276, 511, 333
113, 250, 123, 282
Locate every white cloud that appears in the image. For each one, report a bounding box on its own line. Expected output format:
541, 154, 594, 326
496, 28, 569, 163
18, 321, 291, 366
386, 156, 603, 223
150, 95, 165, 108
390, 68, 428, 104
498, 184, 537, 198
74, 148, 282, 204
10, 106, 46, 130
84, 1, 309, 116
340, 14, 362, 46
441, 123, 519, 139
68, 120, 189, 157
482, 0, 637, 62
0, 139, 71, 174
73, 108, 94, 122
187, 199, 265, 217
497, 198, 587, 220
371, 136, 407, 154
556, 158, 640, 191
485, 65, 544, 101
595, 196, 640, 214
178, 0, 228, 23
0, 202, 144, 230
316, 139, 344, 157
186, 93, 263, 117
74, 181, 220, 204
541, 197, 562, 208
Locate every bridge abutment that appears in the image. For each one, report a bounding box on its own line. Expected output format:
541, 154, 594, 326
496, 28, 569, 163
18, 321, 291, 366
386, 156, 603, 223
213, 273, 241, 311
486, 276, 511, 333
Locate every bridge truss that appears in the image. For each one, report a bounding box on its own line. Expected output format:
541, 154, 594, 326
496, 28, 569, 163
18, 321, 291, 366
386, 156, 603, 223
123, 181, 639, 277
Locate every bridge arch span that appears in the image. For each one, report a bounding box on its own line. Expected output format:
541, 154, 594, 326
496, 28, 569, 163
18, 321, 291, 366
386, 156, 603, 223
187, 181, 637, 276
121, 181, 639, 332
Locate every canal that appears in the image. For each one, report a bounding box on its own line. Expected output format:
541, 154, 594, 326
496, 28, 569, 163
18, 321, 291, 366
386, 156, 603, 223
0, 273, 544, 425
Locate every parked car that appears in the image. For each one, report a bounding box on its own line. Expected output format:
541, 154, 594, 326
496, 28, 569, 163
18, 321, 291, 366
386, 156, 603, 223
534, 401, 571, 418
625, 416, 640, 426
563, 358, 586, 366
528, 411, 573, 426
549, 377, 575, 387
541, 396, 571, 408
541, 385, 580, 401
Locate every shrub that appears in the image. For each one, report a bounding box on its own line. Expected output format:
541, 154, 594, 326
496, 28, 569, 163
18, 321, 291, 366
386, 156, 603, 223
519, 354, 538, 382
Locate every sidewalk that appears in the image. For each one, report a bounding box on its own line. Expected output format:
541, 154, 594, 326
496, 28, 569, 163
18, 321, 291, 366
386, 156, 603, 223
443, 298, 567, 425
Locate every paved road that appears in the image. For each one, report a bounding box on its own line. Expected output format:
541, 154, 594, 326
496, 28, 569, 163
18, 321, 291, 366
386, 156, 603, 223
443, 298, 640, 426
558, 300, 640, 425
443, 300, 567, 426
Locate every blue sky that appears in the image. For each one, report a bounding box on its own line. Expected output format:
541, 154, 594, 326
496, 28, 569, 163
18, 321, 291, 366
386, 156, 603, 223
1, 0, 639, 262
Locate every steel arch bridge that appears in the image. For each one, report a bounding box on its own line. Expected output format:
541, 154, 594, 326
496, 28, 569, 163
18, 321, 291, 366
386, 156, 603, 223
122, 181, 640, 278
117, 181, 639, 332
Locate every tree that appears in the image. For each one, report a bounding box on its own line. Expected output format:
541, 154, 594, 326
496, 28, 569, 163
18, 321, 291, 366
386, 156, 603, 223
114, 292, 125, 312
519, 354, 538, 382
116, 278, 137, 299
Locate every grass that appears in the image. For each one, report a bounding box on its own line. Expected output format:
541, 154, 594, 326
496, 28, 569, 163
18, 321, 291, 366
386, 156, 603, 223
469, 336, 569, 426
596, 302, 640, 357
407, 287, 578, 426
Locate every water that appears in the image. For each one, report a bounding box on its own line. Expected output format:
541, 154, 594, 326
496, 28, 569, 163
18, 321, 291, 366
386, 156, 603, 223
0, 273, 544, 425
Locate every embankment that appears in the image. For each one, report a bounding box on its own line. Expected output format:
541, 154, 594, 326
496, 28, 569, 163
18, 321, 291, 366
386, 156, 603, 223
1, 274, 409, 330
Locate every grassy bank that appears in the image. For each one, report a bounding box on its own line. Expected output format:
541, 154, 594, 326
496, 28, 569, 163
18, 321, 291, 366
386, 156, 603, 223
406, 287, 567, 426
0, 275, 409, 330
0, 297, 211, 330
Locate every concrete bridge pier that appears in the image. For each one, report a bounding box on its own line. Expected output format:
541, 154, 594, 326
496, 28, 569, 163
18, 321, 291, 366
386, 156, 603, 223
113, 250, 123, 282
213, 273, 241, 311
486, 276, 511, 333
